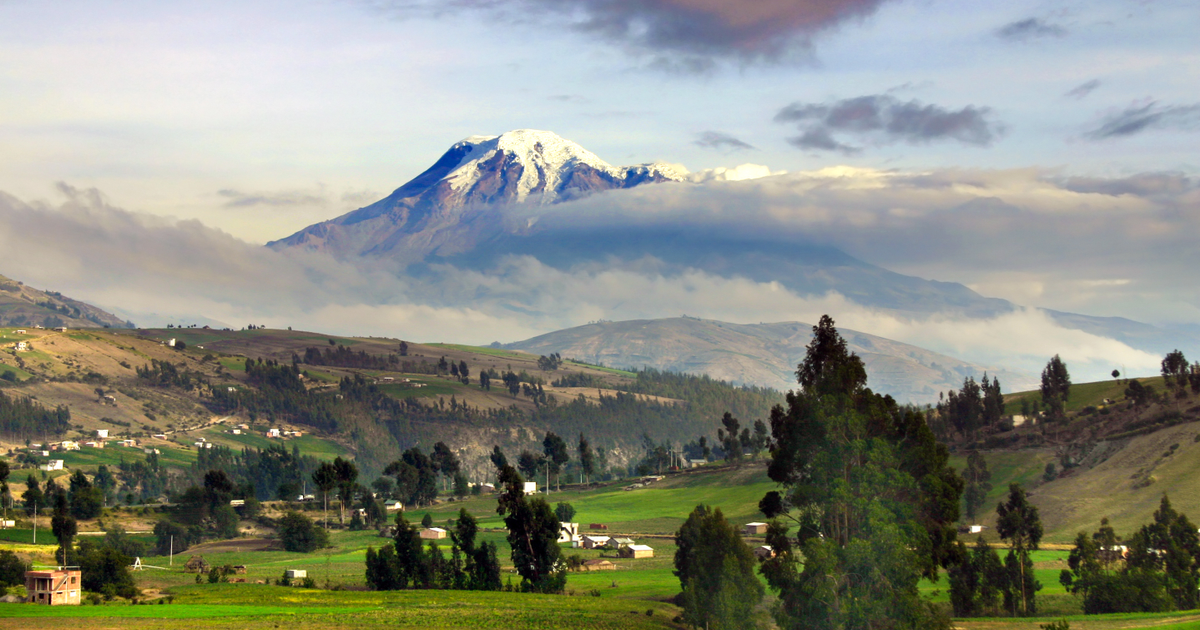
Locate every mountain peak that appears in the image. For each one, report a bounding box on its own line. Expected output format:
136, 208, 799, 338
269, 130, 685, 259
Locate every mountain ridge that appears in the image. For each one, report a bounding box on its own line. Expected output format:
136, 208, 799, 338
505, 316, 1037, 403
0, 273, 134, 329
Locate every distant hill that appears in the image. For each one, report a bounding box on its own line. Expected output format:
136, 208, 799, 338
0, 273, 133, 329
506, 317, 1035, 404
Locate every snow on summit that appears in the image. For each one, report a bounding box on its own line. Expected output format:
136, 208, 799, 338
443, 129, 684, 204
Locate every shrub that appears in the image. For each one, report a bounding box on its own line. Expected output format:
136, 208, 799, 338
277, 511, 328, 552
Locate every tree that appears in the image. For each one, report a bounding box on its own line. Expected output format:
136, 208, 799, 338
77, 538, 138, 599
751, 419, 769, 458
962, 451, 993, 523
555, 502, 576, 523
1126, 495, 1200, 610
333, 457, 358, 525
0, 550, 28, 588
996, 483, 1043, 615
431, 442, 460, 491
674, 504, 764, 629
489, 446, 508, 472
716, 412, 742, 461
21, 473, 42, 516
948, 537, 1006, 617
578, 433, 596, 484
758, 315, 961, 630
1040, 355, 1071, 422
516, 451, 543, 482
542, 431, 569, 491
496, 465, 565, 593
49, 485, 77, 565
68, 469, 103, 519
277, 511, 329, 552
453, 472, 469, 497
312, 462, 337, 528
503, 371, 520, 397
1161, 350, 1189, 401
458, 361, 470, 385
1126, 379, 1155, 411
479, 371, 490, 390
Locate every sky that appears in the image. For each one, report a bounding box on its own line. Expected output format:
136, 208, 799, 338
1, 0, 1198, 382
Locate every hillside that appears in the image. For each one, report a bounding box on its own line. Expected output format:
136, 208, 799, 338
0, 272, 133, 329
506, 316, 1034, 404
0, 325, 781, 494
955, 373, 1200, 543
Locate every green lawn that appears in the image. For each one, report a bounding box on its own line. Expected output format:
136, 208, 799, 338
424, 343, 529, 359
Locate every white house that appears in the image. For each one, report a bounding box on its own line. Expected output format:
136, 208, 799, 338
558, 522, 580, 544
580, 535, 610, 549
15, 341, 27, 351
522, 481, 537, 495
266, 428, 281, 438
40, 460, 64, 471
96, 429, 109, 439
167, 338, 176, 347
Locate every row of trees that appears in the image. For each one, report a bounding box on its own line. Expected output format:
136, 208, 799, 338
1059, 496, 1199, 613
0, 388, 71, 438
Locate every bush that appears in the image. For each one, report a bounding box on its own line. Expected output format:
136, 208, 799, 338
1083, 571, 1173, 614
0, 550, 28, 587
277, 511, 328, 552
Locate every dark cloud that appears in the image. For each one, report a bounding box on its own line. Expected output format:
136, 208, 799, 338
1084, 102, 1200, 140
995, 18, 1067, 41
694, 131, 756, 152
1065, 79, 1100, 100
775, 95, 1002, 153
384, 0, 892, 66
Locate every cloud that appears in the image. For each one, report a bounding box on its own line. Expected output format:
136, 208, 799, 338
218, 188, 328, 208
693, 131, 756, 152
1065, 79, 1101, 100
995, 17, 1067, 41
775, 95, 1002, 153
0, 170, 1192, 391
380, 0, 893, 66
1084, 101, 1200, 140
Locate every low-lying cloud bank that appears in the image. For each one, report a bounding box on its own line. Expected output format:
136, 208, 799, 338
1, 165, 1190, 386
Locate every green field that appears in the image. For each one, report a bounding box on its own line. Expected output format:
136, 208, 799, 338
1005, 375, 1168, 414
424, 343, 530, 359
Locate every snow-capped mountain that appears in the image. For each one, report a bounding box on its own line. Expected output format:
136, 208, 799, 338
269, 129, 684, 260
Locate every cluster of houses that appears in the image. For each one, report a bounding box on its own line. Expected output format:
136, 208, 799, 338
265, 428, 304, 439
567, 525, 655, 559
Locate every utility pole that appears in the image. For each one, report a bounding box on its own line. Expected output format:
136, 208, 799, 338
32, 500, 36, 544
170, 535, 174, 566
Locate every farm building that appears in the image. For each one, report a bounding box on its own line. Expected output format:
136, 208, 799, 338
580, 535, 610, 549
40, 460, 64, 471
582, 559, 616, 571
24, 568, 81, 605
285, 569, 307, 579
15, 341, 27, 351
185, 555, 211, 574
558, 522, 580, 544
753, 545, 775, 560
420, 528, 447, 540
266, 428, 281, 438
605, 537, 635, 550
588, 523, 608, 530
744, 522, 768, 535
96, 429, 109, 438
619, 544, 654, 559
384, 500, 403, 512
522, 481, 537, 495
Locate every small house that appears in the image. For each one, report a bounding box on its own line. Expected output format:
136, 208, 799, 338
581, 559, 616, 571
24, 568, 81, 605
619, 544, 654, 559
687, 459, 707, 468
83, 441, 102, 449
1011, 414, 1028, 427
0, 519, 15, 528
420, 528, 447, 540
753, 545, 775, 560
479, 483, 496, 493
744, 522, 768, 535
40, 460, 64, 471
605, 537, 635, 550
15, 341, 27, 351
153, 434, 167, 440
580, 535, 610, 549
56, 327, 68, 332
969, 525, 984, 534
266, 428, 281, 438
558, 522, 580, 544
522, 481, 537, 495
231, 429, 242, 435
285, 569, 306, 579
167, 338, 176, 347
58, 441, 80, 451
14, 329, 25, 334
384, 499, 404, 512
185, 555, 210, 574
102, 395, 116, 403
96, 429, 109, 438
229, 499, 245, 507
143, 448, 160, 455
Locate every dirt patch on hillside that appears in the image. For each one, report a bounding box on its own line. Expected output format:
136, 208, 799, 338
186, 538, 280, 554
